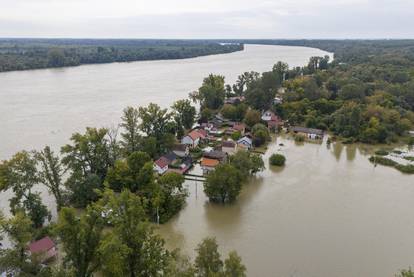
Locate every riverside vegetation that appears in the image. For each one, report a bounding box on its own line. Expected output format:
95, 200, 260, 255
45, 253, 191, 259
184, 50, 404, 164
0, 39, 243, 72
1, 39, 414, 276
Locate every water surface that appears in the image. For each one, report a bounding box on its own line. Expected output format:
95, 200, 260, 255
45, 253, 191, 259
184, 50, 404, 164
158, 137, 414, 277
0, 44, 330, 159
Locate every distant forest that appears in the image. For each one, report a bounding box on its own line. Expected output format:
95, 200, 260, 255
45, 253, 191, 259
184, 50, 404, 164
0, 39, 243, 72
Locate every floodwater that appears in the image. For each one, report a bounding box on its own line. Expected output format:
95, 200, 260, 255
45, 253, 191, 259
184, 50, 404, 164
2, 43, 413, 276
158, 137, 414, 277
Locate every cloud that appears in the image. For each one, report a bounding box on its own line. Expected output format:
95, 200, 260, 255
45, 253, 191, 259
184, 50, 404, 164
0, 0, 413, 38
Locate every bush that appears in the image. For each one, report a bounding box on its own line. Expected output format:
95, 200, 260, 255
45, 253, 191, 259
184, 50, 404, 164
269, 154, 286, 166
374, 149, 389, 156
294, 134, 305, 142
369, 156, 414, 174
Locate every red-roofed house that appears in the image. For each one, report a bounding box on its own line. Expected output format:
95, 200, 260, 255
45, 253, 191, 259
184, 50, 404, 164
154, 156, 170, 175
181, 129, 207, 148
201, 158, 220, 174
28, 236, 57, 263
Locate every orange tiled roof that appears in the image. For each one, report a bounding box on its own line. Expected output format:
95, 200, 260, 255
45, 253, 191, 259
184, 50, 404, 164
201, 158, 220, 167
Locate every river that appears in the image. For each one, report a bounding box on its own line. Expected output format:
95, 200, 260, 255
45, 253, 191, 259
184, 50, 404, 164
1, 44, 413, 276
0, 44, 330, 159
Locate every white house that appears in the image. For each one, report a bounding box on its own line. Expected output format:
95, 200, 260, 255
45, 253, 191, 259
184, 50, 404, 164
154, 157, 169, 175
237, 136, 253, 150
181, 129, 207, 148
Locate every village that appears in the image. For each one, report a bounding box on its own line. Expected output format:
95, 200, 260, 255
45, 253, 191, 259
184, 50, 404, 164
153, 95, 325, 178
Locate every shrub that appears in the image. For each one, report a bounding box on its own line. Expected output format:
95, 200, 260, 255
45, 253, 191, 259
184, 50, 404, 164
269, 154, 286, 166
294, 134, 305, 142
374, 149, 389, 156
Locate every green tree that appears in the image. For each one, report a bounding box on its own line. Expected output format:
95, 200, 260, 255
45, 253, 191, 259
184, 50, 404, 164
35, 146, 66, 211
138, 103, 174, 154
192, 74, 226, 109
61, 128, 113, 206
243, 109, 261, 127
229, 151, 264, 179
105, 151, 153, 193
251, 123, 270, 147
0, 151, 50, 228
0, 212, 36, 275
272, 61, 289, 83
269, 154, 286, 166
154, 172, 187, 223
47, 48, 65, 67
195, 237, 223, 276
56, 207, 104, 277
96, 189, 171, 277
172, 99, 197, 130
397, 268, 414, 277
224, 251, 246, 277
204, 164, 243, 203
232, 71, 260, 96
120, 107, 142, 155
61, 127, 112, 184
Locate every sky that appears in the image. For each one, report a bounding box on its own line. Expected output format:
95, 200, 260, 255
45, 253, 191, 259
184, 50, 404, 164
0, 0, 413, 39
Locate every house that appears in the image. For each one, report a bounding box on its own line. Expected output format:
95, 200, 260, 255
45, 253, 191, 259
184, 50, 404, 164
290, 126, 324, 139
237, 136, 253, 150
181, 129, 207, 148
222, 140, 237, 155
28, 236, 57, 263
172, 144, 190, 158
409, 130, 414, 137
232, 122, 246, 135
201, 158, 220, 174
164, 152, 179, 164
261, 110, 282, 131
167, 157, 193, 175
154, 156, 170, 175
203, 150, 227, 162
202, 123, 223, 136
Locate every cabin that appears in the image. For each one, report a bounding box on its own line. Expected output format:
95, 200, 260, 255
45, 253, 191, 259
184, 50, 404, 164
181, 129, 207, 148
154, 156, 170, 175
203, 150, 227, 162
237, 136, 253, 150
221, 140, 237, 155
201, 158, 220, 174
172, 144, 190, 158
290, 126, 324, 139
28, 236, 57, 263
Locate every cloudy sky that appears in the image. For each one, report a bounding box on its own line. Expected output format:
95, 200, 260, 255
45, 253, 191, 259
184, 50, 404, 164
0, 0, 413, 38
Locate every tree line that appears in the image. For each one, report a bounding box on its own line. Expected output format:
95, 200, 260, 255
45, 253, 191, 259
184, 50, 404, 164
0, 39, 243, 72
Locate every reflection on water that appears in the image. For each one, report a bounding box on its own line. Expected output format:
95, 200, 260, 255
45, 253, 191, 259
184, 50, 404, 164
157, 136, 414, 277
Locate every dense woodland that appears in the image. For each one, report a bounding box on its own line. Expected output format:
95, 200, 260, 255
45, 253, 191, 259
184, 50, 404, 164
1, 39, 414, 276
0, 39, 243, 72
